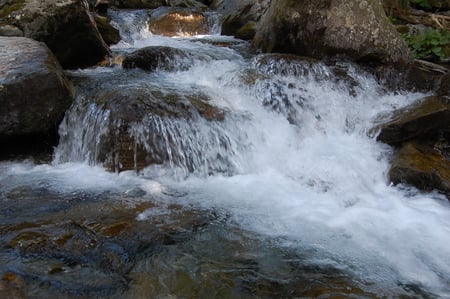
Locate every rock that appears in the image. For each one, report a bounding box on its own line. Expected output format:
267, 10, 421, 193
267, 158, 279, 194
93, 0, 110, 15
0, 272, 26, 299
148, 7, 209, 37
376, 59, 449, 93
0, 0, 111, 69
0, 25, 23, 36
376, 96, 450, 145
253, 0, 412, 65
167, 0, 208, 10
110, 0, 166, 9
235, 21, 256, 40
389, 141, 450, 197
212, 0, 269, 38
94, 14, 121, 45
437, 72, 450, 96
0, 189, 216, 295
57, 79, 225, 172
0, 37, 73, 150
122, 46, 191, 71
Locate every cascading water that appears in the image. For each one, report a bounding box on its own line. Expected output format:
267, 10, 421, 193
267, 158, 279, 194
1, 8, 449, 298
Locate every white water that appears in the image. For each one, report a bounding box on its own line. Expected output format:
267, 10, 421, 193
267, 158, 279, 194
2, 9, 450, 297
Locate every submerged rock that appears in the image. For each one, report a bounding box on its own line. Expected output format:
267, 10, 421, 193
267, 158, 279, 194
0, 37, 73, 151
0, 193, 216, 297
253, 0, 412, 65
148, 7, 209, 37
0, 0, 111, 69
376, 96, 450, 145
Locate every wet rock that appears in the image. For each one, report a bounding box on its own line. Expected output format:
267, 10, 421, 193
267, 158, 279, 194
253, 0, 412, 65
122, 46, 191, 71
376, 96, 450, 145
376, 59, 449, 93
0, 37, 73, 151
148, 7, 209, 37
0, 0, 111, 69
0, 25, 23, 37
93, 0, 110, 15
94, 14, 121, 45
167, 0, 208, 10
0, 272, 26, 299
57, 79, 225, 172
235, 21, 256, 40
437, 72, 450, 96
110, 0, 166, 9
212, 0, 269, 38
0, 196, 216, 297
389, 141, 450, 197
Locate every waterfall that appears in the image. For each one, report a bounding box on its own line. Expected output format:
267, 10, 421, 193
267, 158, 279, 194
2, 9, 450, 298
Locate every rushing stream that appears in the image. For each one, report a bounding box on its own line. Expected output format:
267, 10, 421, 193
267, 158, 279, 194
1, 9, 450, 298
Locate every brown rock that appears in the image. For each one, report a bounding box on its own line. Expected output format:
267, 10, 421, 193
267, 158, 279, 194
148, 7, 208, 37
389, 141, 450, 197
376, 96, 450, 145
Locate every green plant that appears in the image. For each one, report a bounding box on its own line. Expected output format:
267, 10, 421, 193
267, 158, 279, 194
402, 29, 450, 61
408, 0, 432, 9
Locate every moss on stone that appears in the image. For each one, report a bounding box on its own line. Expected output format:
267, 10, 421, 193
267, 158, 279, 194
0, 0, 25, 18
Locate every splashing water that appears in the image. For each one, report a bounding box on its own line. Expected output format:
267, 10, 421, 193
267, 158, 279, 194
1, 9, 450, 298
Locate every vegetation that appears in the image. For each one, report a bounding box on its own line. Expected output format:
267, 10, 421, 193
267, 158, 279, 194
408, 0, 432, 10
0, 0, 25, 18
402, 29, 450, 61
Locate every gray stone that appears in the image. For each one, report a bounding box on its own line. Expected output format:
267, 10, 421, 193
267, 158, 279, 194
0, 37, 73, 138
254, 0, 412, 65
0, 0, 111, 69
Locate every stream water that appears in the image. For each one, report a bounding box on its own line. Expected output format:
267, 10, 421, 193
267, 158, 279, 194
1, 9, 450, 298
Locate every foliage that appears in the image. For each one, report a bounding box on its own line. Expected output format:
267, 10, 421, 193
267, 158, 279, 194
402, 29, 450, 61
408, 0, 432, 10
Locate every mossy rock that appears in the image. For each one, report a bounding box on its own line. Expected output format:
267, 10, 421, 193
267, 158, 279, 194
0, 0, 25, 18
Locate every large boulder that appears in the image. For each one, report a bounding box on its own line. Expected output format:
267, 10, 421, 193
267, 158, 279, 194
0, 37, 73, 150
0, 0, 111, 69
253, 0, 412, 64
